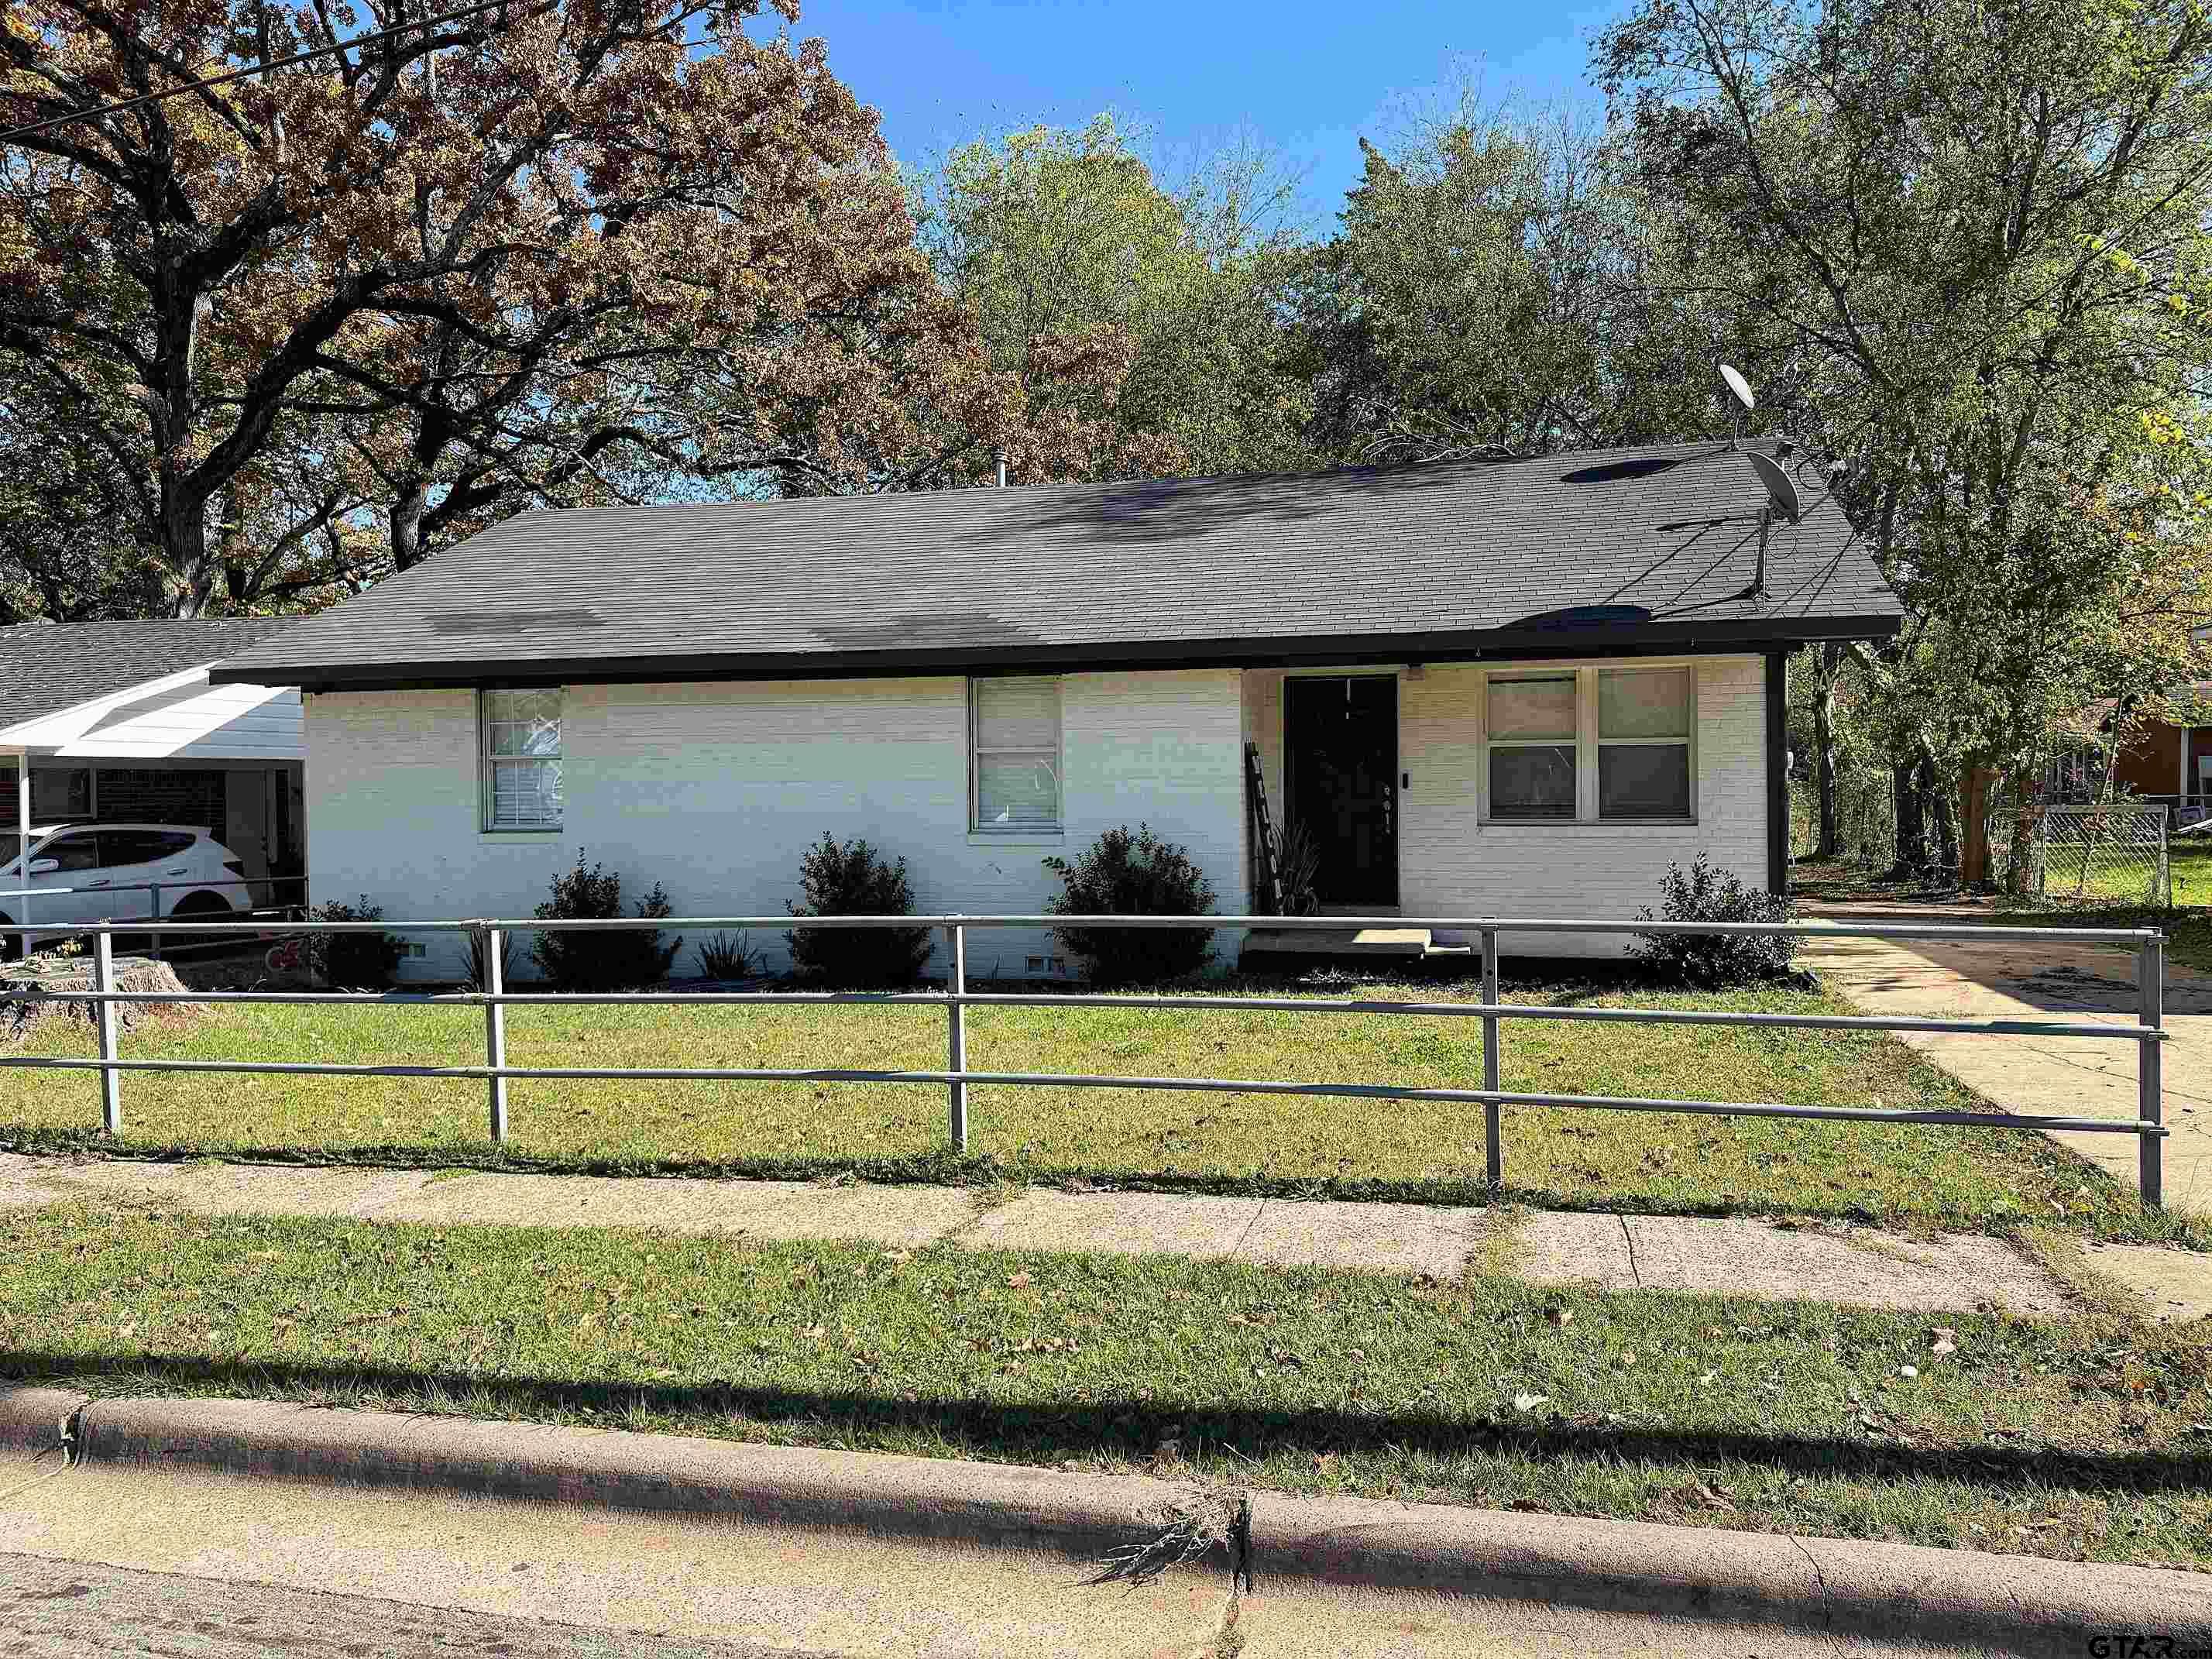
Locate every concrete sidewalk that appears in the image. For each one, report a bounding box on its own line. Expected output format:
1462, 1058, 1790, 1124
1798, 908, 2212, 1216
0, 1152, 2098, 1317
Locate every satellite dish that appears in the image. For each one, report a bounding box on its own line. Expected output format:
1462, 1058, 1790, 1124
1744, 449, 1801, 522
1719, 363, 1756, 411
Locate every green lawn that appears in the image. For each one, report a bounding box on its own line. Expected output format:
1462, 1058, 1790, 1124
5, 1200, 2207, 1570
2029, 836, 2212, 908
0, 975, 2169, 1237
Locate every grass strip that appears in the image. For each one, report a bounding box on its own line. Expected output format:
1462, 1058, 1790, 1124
5, 1200, 2209, 1570
5, 975, 2183, 1242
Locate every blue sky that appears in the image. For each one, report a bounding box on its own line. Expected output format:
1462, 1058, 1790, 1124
778, 0, 1629, 232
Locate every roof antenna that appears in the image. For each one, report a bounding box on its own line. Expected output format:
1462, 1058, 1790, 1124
1719, 363, 1755, 450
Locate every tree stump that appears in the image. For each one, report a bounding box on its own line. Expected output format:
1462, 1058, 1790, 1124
1, 954, 199, 1043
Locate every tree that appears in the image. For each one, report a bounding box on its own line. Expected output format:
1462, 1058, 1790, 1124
1289, 98, 1765, 465
1598, 0, 2212, 871
1, 0, 1007, 609
912, 114, 1314, 482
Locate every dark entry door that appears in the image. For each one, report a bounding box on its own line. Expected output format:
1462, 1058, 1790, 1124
1285, 675, 1397, 907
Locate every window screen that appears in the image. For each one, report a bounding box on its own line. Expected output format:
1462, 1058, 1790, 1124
971, 678, 1061, 831
483, 690, 563, 830
1598, 668, 1692, 819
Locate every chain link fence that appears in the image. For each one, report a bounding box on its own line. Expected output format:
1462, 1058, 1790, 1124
1986, 802, 2171, 907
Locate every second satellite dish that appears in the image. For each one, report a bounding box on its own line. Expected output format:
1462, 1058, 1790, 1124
1744, 449, 1802, 523
1719, 363, 1756, 411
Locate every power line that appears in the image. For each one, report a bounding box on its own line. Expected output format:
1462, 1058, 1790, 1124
0, 0, 529, 144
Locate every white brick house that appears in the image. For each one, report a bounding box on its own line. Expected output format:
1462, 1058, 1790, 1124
214, 442, 1901, 980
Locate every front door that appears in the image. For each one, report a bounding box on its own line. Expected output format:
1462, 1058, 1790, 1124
1285, 675, 1398, 907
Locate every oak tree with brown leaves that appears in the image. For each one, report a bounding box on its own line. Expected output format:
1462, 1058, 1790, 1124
0, 0, 1025, 613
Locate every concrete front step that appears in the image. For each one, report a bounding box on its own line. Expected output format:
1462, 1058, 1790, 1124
1240, 926, 1434, 961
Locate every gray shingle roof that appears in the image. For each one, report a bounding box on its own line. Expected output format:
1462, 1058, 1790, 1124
0, 618, 304, 731
212, 441, 1900, 691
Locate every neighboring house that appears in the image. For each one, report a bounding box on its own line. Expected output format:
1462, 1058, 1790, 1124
2073, 685, 2212, 825
2, 620, 307, 892
211, 441, 1901, 979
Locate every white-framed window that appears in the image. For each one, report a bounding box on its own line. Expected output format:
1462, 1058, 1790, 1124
1482, 665, 1695, 824
970, 676, 1062, 833
1485, 674, 1579, 820
481, 689, 563, 831
1596, 667, 1693, 820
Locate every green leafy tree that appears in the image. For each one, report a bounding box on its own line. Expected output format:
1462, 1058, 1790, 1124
913, 114, 1314, 480
1290, 96, 1765, 464
1598, 0, 2212, 869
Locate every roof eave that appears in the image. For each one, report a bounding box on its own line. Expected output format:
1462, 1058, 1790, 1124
211, 613, 1903, 695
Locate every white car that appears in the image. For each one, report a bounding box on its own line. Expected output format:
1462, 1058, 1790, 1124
0, 823, 250, 957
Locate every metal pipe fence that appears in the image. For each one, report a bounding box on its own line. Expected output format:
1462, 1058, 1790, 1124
1, 874, 308, 960
0, 912, 2173, 1207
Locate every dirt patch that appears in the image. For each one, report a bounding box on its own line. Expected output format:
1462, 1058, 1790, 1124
2, 954, 202, 1043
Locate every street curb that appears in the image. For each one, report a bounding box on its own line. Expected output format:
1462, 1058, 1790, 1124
0, 1386, 84, 1462
19, 1388, 2211, 1654
67, 1393, 1217, 1565
1251, 1491, 2212, 1653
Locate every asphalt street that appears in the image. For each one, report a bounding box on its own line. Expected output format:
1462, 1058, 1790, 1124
2, 1550, 831, 1658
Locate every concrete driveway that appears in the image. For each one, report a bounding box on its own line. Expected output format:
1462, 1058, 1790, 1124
1798, 901, 2212, 1217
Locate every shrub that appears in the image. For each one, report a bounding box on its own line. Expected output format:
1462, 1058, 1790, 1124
785, 834, 931, 988
1273, 819, 1321, 917
1044, 824, 1217, 986
528, 855, 681, 991
693, 930, 760, 981
1630, 854, 1797, 988
314, 897, 406, 990
464, 927, 517, 992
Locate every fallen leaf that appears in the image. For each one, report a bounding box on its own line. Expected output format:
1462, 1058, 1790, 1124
1547, 1307, 1574, 1328
1007, 1273, 1033, 1290
802, 1324, 825, 1339
1898, 1365, 1919, 1379
1620, 1349, 1638, 1367
1513, 1392, 1549, 1413
1932, 1327, 1959, 1356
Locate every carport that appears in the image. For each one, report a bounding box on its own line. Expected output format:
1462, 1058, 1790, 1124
2, 620, 306, 932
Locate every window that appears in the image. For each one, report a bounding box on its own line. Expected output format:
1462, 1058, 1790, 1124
1598, 668, 1692, 819
482, 689, 563, 830
35, 833, 99, 874
970, 677, 1061, 832
1482, 665, 1696, 823
1486, 675, 1579, 820
0, 767, 91, 821
98, 830, 198, 867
